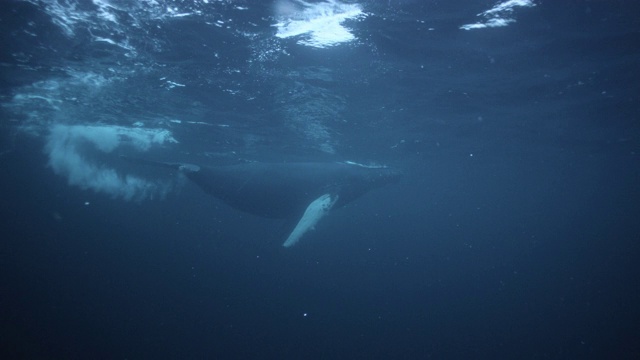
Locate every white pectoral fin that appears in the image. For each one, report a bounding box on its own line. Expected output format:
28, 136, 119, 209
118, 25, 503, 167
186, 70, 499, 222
282, 193, 338, 248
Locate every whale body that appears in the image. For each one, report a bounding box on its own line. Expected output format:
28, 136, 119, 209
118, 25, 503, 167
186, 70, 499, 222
128, 158, 401, 247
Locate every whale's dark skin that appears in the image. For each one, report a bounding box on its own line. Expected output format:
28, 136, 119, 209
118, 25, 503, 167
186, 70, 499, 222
122, 156, 401, 245
181, 162, 401, 219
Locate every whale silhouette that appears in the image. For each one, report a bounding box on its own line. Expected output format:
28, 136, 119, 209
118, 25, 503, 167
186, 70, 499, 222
126, 157, 401, 247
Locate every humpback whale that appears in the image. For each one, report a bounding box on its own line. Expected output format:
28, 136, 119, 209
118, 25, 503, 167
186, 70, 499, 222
128, 158, 401, 247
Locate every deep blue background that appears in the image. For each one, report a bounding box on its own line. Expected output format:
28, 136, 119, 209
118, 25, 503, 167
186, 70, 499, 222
2, 1, 640, 358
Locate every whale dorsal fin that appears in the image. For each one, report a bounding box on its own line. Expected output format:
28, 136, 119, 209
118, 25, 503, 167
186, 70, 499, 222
282, 193, 338, 248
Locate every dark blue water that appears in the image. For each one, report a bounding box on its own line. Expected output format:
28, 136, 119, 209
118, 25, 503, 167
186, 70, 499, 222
1, 1, 639, 358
